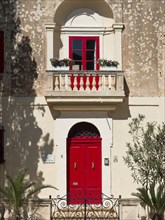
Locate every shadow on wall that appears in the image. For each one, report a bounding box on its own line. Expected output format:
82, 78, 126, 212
1, 1, 54, 190
108, 78, 131, 120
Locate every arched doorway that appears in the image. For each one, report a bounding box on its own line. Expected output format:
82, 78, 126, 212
67, 122, 102, 204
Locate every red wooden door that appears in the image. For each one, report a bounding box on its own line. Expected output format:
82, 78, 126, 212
67, 137, 102, 204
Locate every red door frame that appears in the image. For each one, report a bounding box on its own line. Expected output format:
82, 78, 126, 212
69, 36, 100, 70
67, 137, 102, 204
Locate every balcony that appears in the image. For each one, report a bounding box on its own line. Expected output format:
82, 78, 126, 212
45, 71, 125, 111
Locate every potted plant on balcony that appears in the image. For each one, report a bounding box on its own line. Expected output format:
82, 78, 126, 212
97, 59, 119, 71
50, 58, 75, 70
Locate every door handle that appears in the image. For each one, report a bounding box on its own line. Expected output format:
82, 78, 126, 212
74, 162, 77, 169
92, 162, 95, 169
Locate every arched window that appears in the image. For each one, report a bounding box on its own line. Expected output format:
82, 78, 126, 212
68, 122, 100, 138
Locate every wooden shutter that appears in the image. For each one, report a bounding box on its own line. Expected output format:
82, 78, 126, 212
0, 31, 4, 73
0, 126, 5, 163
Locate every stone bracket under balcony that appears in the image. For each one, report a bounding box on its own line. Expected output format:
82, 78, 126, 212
45, 71, 125, 111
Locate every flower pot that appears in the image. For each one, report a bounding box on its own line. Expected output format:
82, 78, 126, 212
100, 66, 118, 71
53, 66, 69, 71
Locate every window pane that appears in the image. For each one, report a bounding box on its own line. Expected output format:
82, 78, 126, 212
73, 40, 82, 49
86, 40, 95, 49
73, 51, 82, 60
86, 51, 95, 60
86, 62, 94, 70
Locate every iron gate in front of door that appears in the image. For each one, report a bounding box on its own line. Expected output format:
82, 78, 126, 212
50, 192, 120, 220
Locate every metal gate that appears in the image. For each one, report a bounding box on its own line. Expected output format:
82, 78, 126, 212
50, 193, 120, 220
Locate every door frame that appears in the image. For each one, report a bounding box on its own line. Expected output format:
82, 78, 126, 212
55, 118, 112, 198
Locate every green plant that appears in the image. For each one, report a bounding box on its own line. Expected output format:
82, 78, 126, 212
0, 169, 57, 220
132, 184, 165, 220
50, 58, 75, 67
123, 114, 165, 187
97, 59, 119, 67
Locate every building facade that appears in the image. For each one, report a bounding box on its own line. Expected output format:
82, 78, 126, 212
0, 0, 165, 219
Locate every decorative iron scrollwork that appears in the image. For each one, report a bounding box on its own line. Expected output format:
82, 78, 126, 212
51, 192, 120, 219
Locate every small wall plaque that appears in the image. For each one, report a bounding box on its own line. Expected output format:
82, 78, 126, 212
44, 154, 55, 163
104, 158, 109, 166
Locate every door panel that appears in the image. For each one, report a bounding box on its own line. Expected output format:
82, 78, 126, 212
68, 145, 84, 204
67, 138, 102, 204
69, 146, 82, 189
86, 144, 101, 203
86, 145, 100, 188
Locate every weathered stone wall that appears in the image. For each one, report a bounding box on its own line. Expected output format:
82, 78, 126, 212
122, 0, 165, 96
0, 0, 164, 96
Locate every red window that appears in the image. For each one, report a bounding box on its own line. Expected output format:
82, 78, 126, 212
0, 31, 4, 73
69, 36, 99, 70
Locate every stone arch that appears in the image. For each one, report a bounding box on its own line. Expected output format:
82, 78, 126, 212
45, 0, 124, 70
54, 0, 114, 26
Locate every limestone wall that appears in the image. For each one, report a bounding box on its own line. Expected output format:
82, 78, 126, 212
0, 0, 164, 96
